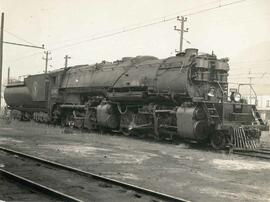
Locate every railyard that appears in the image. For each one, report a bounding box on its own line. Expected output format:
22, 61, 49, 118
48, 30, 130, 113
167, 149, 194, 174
0, 146, 175, 202
1, 0, 270, 201
0, 119, 270, 202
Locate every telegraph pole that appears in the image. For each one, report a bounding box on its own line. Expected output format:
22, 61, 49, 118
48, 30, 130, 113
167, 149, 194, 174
0, 13, 4, 107
64, 55, 71, 68
0, 13, 44, 107
248, 69, 255, 104
7, 66, 10, 84
174, 16, 188, 53
42, 51, 52, 74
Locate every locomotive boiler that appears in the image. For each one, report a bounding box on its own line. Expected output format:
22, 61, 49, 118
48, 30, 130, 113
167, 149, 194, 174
4, 48, 267, 149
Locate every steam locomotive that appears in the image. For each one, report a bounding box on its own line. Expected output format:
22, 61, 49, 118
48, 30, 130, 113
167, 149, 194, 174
4, 49, 267, 149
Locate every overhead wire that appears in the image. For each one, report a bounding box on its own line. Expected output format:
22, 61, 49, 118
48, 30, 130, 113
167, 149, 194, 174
3, 29, 46, 63
48, 0, 224, 47
4, 51, 45, 63
49, 17, 175, 51
4, 0, 269, 87
183, 0, 246, 16
49, 0, 246, 52
4, 29, 37, 46
5, 0, 247, 65
230, 59, 270, 64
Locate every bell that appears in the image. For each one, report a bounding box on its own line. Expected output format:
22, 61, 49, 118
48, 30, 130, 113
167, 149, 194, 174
207, 88, 215, 97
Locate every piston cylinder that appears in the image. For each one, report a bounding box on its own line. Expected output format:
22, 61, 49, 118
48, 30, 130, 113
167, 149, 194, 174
96, 104, 120, 129
176, 106, 209, 140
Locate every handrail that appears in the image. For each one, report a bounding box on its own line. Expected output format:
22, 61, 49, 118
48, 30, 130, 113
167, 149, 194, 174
213, 80, 225, 126
238, 84, 258, 105
214, 80, 225, 96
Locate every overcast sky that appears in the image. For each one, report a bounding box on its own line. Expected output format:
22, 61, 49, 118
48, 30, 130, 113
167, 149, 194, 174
1, 0, 270, 96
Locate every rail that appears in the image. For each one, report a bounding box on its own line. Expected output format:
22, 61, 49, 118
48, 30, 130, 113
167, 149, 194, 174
0, 146, 190, 202
0, 169, 82, 202
233, 148, 270, 160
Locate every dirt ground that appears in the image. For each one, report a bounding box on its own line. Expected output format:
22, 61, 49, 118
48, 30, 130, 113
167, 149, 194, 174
0, 119, 270, 202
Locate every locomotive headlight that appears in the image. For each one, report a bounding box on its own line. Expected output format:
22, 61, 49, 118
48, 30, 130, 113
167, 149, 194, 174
232, 92, 241, 102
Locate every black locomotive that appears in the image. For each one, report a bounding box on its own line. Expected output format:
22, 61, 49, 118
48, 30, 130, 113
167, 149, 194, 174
4, 49, 267, 149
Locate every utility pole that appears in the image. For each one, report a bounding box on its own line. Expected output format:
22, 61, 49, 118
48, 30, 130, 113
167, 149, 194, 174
174, 16, 188, 53
0, 13, 44, 108
0, 13, 4, 107
248, 69, 255, 104
64, 55, 71, 68
42, 51, 52, 74
7, 66, 10, 84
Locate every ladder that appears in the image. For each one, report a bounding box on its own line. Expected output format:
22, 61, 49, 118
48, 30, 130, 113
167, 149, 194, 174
251, 106, 264, 125
203, 102, 222, 127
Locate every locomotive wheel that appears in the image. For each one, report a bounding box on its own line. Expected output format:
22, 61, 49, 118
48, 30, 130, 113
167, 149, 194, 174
121, 127, 132, 136
211, 131, 226, 150
136, 132, 146, 139
61, 116, 67, 127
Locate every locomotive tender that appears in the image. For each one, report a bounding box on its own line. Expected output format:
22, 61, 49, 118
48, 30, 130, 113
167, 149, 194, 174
4, 49, 267, 149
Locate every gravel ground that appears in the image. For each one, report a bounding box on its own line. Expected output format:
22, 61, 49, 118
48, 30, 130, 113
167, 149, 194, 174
0, 119, 270, 202
0, 174, 56, 202
0, 150, 159, 202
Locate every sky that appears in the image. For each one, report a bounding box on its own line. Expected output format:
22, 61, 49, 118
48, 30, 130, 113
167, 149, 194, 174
0, 0, 270, 104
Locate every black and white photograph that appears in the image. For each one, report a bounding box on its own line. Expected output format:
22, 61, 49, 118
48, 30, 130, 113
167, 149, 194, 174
0, 0, 270, 201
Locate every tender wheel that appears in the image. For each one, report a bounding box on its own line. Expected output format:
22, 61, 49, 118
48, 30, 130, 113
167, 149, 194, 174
211, 131, 226, 150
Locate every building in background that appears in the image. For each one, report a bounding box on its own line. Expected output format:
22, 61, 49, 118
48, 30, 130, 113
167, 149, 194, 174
257, 95, 270, 121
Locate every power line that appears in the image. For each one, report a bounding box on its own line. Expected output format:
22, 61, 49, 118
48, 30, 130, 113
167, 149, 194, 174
230, 64, 270, 71
183, 37, 191, 44
5, 50, 45, 63
204, 12, 270, 26
229, 76, 270, 79
5, 0, 247, 64
153, 0, 224, 20
230, 72, 270, 76
53, 0, 246, 49
183, 0, 246, 17
4, 29, 36, 46
50, 17, 177, 51
3, 41, 44, 49
49, 0, 245, 52
49, 0, 224, 48
230, 59, 270, 64
2, 30, 45, 63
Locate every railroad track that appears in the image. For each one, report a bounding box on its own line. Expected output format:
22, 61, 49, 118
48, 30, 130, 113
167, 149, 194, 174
233, 147, 270, 160
0, 169, 81, 202
0, 170, 59, 201
0, 146, 190, 202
